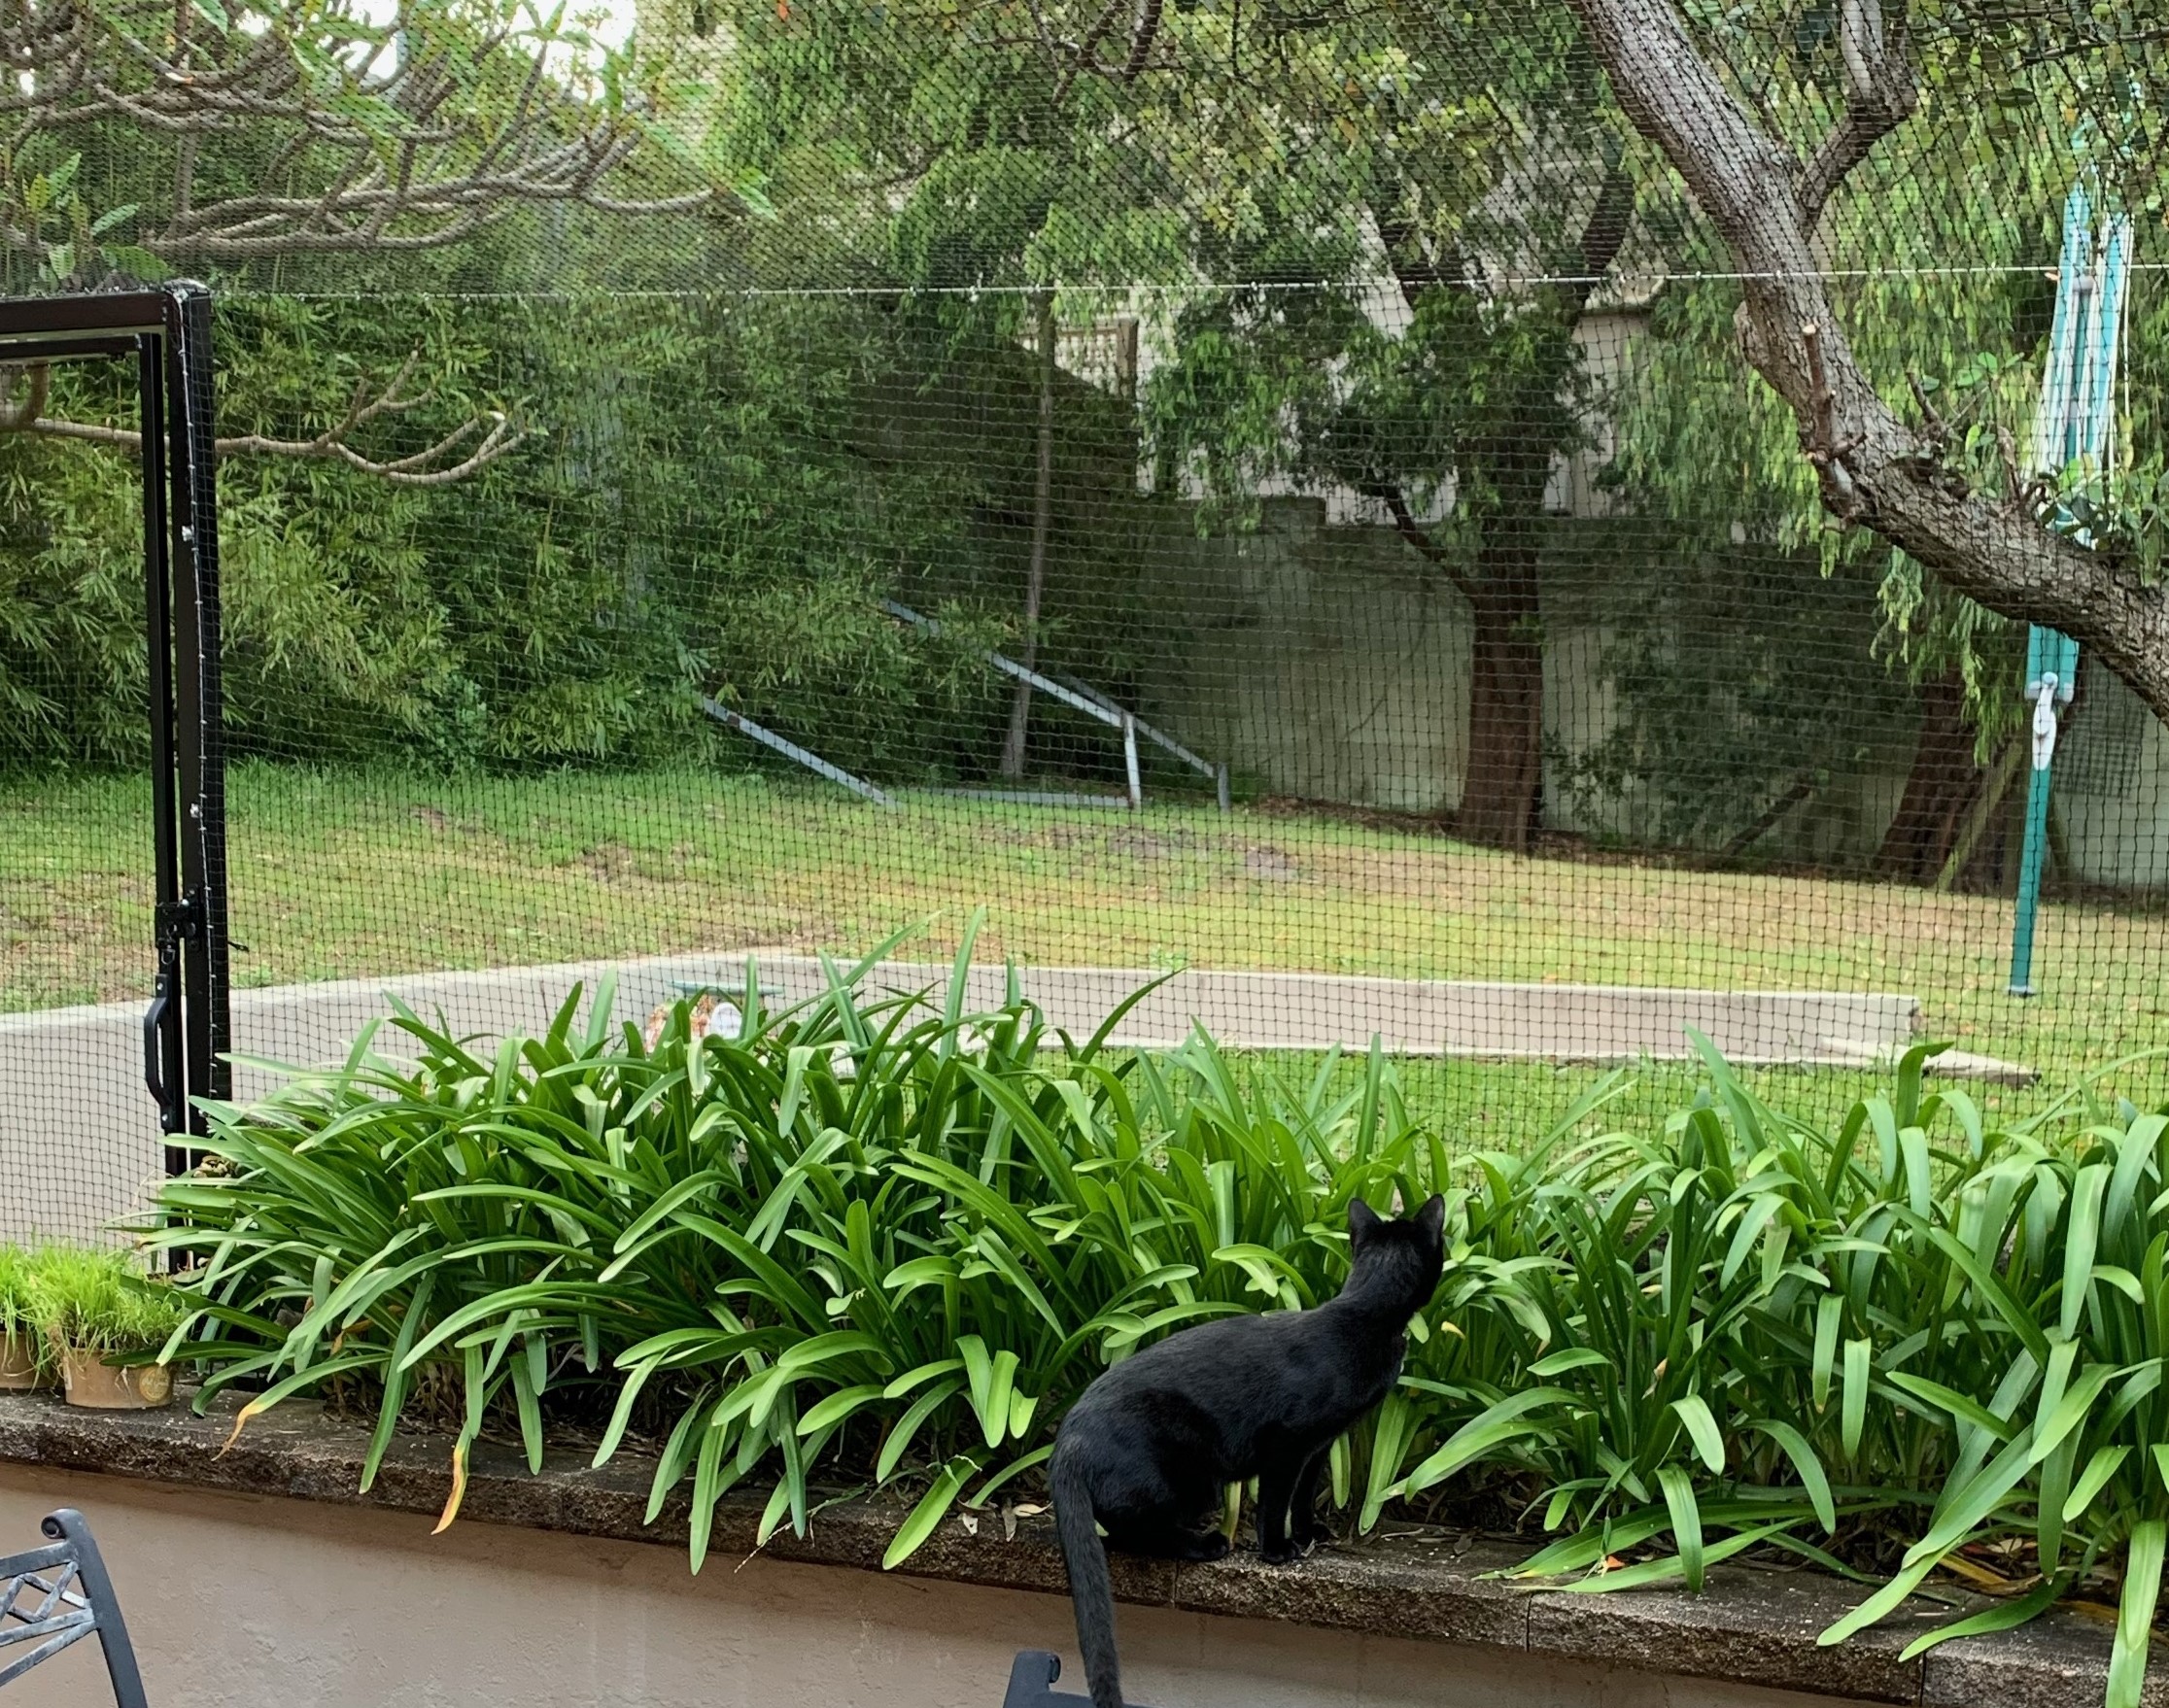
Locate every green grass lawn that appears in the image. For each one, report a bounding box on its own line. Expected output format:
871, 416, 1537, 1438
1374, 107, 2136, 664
4, 762, 2163, 1129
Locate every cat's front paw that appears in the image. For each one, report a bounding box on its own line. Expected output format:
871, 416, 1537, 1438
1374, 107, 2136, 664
1257, 1542, 1304, 1566
1179, 1531, 1233, 1563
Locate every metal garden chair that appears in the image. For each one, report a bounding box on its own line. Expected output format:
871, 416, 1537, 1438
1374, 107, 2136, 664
1003, 1650, 1160, 1707
0, 1509, 148, 1707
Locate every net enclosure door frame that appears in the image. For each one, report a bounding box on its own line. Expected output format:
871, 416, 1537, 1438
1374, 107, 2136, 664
0, 284, 229, 1171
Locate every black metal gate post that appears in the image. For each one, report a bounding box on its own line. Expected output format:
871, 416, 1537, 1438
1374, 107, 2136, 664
0, 284, 230, 1172
161, 283, 229, 1160
136, 321, 186, 1160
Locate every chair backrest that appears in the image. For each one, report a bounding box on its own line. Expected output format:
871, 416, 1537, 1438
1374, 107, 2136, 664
1002, 1650, 1158, 1708
0, 1508, 149, 1708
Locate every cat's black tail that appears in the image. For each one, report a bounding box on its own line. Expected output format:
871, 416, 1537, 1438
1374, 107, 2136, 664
1050, 1447, 1124, 1708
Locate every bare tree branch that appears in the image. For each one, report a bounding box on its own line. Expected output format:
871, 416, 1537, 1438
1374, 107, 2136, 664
1366, 482, 1477, 602
1, 354, 529, 485
0, 0, 747, 269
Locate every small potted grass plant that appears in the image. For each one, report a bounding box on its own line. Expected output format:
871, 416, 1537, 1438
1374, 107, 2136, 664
0, 1245, 44, 1390
30, 1247, 184, 1410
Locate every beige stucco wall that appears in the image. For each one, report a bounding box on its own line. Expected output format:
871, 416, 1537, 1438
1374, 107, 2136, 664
1135, 498, 2168, 882
0, 1463, 1859, 1708
1138, 501, 1471, 816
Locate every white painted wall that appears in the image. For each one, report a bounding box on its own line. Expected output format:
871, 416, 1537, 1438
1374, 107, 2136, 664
0, 1463, 1858, 1708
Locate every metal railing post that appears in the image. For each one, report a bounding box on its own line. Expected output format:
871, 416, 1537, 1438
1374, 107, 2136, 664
162, 283, 230, 1144
136, 331, 188, 1161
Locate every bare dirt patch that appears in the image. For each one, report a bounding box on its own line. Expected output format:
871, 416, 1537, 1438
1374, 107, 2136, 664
578, 841, 638, 885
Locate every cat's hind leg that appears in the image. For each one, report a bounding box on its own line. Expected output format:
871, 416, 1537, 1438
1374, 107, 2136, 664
1255, 1454, 1303, 1564
1290, 1445, 1332, 1549
1257, 1445, 1334, 1563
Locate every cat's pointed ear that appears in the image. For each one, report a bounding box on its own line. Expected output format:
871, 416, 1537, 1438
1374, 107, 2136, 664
1416, 1194, 1446, 1241
1348, 1198, 1383, 1241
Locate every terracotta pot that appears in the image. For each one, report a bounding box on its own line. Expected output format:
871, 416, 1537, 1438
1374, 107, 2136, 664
0, 1329, 40, 1390
59, 1348, 171, 1410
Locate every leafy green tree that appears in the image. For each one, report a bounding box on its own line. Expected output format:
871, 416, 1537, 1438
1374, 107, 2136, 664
1148, 257, 1624, 848
700, 0, 1196, 777
0, 292, 1016, 772
1108, 6, 1631, 845
714, 2, 1676, 839
1568, 6, 2164, 884
1566, 0, 2169, 734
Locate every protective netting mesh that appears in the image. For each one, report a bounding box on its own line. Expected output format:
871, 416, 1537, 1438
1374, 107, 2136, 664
3, 0, 2167, 1241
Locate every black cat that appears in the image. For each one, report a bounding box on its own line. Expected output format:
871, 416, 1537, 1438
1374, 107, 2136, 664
1049, 1194, 1447, 1708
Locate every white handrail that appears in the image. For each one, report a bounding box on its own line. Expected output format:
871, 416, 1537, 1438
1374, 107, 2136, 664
700, 697, 896, 807
883, 599, 1229, 810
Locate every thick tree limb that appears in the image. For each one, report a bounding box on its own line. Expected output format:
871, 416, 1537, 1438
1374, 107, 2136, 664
0, 363, 49, 430
1564, 154, 1637, 313
1377, 149, 1633, 314
1047, 0, 1169, 105
1048, 0, 1125, 104
1795, 0, 1917, 233
1566, 0, 2169, 729
1122, 0, 1164, 80
1374, 201, 1459, 310
1721, 772, 1816, 858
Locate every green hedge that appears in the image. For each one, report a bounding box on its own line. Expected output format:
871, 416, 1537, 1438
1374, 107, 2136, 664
0, 291, 1148, 780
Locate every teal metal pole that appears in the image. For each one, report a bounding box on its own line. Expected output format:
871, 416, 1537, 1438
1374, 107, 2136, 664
2007, 183, 2130, 997
2010, 629, 2075, 995
2006, 189, 2085, 996
2010, 762, 2051, 995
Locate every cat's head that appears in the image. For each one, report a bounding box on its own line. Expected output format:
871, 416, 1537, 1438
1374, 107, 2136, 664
1346, 1194, 1446, 1313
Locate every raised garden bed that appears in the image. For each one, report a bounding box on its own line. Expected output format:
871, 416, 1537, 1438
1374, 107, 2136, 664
0, 1387, 2150, 1708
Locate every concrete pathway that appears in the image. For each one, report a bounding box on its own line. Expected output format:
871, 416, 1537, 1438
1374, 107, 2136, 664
5, 952, 2004, 1244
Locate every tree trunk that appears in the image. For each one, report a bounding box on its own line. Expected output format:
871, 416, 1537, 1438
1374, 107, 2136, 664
1456, 560, 1546, 850
1879, 668, 2092, 887
1000, 290, 1057, 780
1876, 674, 1983, 883
1933, 734, 2025, 894
1375, 483, 1549, 851
1450, 425, 1552, 848
1371, 160, 1632, 853
1566, 0, 2169, 729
